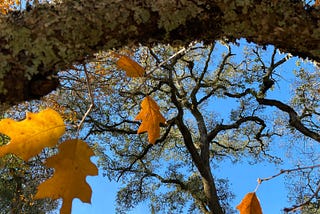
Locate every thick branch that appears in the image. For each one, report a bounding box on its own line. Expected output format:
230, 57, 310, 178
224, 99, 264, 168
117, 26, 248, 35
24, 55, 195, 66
168, 64, 223, 214
0, 0, 319, 103
256, 98, 320, 142
208, 116, 266, 142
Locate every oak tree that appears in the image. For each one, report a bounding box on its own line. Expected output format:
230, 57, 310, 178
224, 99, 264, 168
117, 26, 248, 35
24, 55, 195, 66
0, 0, 319, 213
40, 42, 319, 213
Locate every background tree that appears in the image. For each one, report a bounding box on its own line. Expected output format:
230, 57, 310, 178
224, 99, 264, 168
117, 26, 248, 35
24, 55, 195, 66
0, 0, 319, 213
0, 155, 58, 214
34, 41, 319, 213
0, 109, 58, 214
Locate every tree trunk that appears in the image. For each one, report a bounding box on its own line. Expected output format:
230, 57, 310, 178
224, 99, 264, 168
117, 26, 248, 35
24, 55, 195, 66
202, 173, 224, 214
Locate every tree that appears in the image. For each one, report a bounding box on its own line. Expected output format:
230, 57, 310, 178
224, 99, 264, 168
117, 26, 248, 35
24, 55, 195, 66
0, 1, 319, 213
39, 41, 319, 213
0, 154, 59, 214
0, 107, 58, 214
0, 0, 319, 103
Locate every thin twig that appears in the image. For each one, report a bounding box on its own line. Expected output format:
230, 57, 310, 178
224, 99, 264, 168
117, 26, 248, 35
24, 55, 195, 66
76, 63, 95, 139
257, 164, 320, 184
116, 121, 174, 181
254, 164, 320, 212
284, 181, 320, 213
146, 41, 197, 76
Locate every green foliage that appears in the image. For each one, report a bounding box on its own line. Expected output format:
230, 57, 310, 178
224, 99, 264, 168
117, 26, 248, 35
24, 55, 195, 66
1, 40, 319, 213
0, 154, 58, 213
43, 42, 284, 213
0, 110, 58, 213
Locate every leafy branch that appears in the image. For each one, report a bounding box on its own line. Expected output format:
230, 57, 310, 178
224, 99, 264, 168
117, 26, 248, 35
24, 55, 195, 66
255, 164, 320, 212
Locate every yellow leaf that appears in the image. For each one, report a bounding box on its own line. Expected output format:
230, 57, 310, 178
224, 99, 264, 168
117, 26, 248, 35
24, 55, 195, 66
34, 139, 98, 214
0, 0, 18, 14
115, 54, 145, 77
236, 192, 263, 214
135, 96, 166, 144
0, 108, 65, 161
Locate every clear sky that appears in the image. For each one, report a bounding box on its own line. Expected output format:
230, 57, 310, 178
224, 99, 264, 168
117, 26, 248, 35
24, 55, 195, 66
7, 2, 317, 214
69, 41, 314, 214
71, 158, 290, 214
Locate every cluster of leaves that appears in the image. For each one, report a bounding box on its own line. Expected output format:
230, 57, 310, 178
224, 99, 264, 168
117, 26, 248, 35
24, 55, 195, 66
0, 153, 58, 213
0, 109, 98, 213
0, 0, 19, 14
0, 53, 167, 213
0, 40, 319, 214
115, 54, 167, 144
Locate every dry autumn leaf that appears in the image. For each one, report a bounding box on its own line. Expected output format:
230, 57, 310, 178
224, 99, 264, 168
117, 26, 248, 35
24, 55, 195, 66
34, 139, 98, 214
115, 54, 145, 77
237, 192, 263, 214
0, 0, 18, 14
135, 96, 166, 144
0, 108, 65, 161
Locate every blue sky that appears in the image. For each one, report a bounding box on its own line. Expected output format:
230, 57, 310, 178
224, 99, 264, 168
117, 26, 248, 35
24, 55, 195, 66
68, 41, 317, 214
4, 1, 318, 214
71, 158, 290, 214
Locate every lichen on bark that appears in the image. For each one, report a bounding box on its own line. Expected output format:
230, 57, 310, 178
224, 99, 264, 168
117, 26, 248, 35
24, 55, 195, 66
0, 0, 319, 104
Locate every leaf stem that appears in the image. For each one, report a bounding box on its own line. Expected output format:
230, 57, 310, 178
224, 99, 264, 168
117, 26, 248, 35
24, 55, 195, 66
76, 62, 95, 139
146, 41, 197, 76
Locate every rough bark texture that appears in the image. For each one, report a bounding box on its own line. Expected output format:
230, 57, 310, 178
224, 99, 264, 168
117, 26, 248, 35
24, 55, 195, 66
0, 0, 319, 104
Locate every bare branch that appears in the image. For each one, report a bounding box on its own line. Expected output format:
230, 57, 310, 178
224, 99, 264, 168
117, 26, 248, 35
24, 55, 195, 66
76, 62, 95, 138
257, 164, 320, 184
255, 165, 320, 213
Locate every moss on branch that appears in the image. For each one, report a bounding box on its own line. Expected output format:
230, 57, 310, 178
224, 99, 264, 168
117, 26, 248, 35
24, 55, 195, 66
0, 0, 319, 104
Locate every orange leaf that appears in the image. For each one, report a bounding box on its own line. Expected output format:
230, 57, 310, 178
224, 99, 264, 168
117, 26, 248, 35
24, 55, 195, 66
34, 139, 98, 214
0, 108, 65, 161
135, 96, 166, 144
236, 192, 263, 214
115, 54, 145, 77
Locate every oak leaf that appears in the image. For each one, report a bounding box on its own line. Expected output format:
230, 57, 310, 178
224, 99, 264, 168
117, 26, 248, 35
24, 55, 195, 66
236, 192, 262, 214
0, 0, 18, 14
34, 139, 98, 214
115, 54, 145, 77
135, 96, 166, 144
0, 108, 65, 161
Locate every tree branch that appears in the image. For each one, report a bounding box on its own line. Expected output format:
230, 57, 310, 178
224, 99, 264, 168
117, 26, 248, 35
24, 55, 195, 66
255, 164, 320, 213
0, 0, 319, 103
145, 171, 210, 214
116, 121, 174, 181
284, 182, 320, 213
207, 116, 266, 142
256, 98, 320, 143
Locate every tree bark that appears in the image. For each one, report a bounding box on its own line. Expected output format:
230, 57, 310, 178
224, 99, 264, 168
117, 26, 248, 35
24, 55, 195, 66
202, 173, 223, 214
0, 0, 319, 104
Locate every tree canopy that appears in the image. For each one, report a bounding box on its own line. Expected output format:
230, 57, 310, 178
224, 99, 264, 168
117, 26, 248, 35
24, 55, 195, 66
0, 0, 319, 104
35, 41, 318, 213
0, 1, 319, 214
